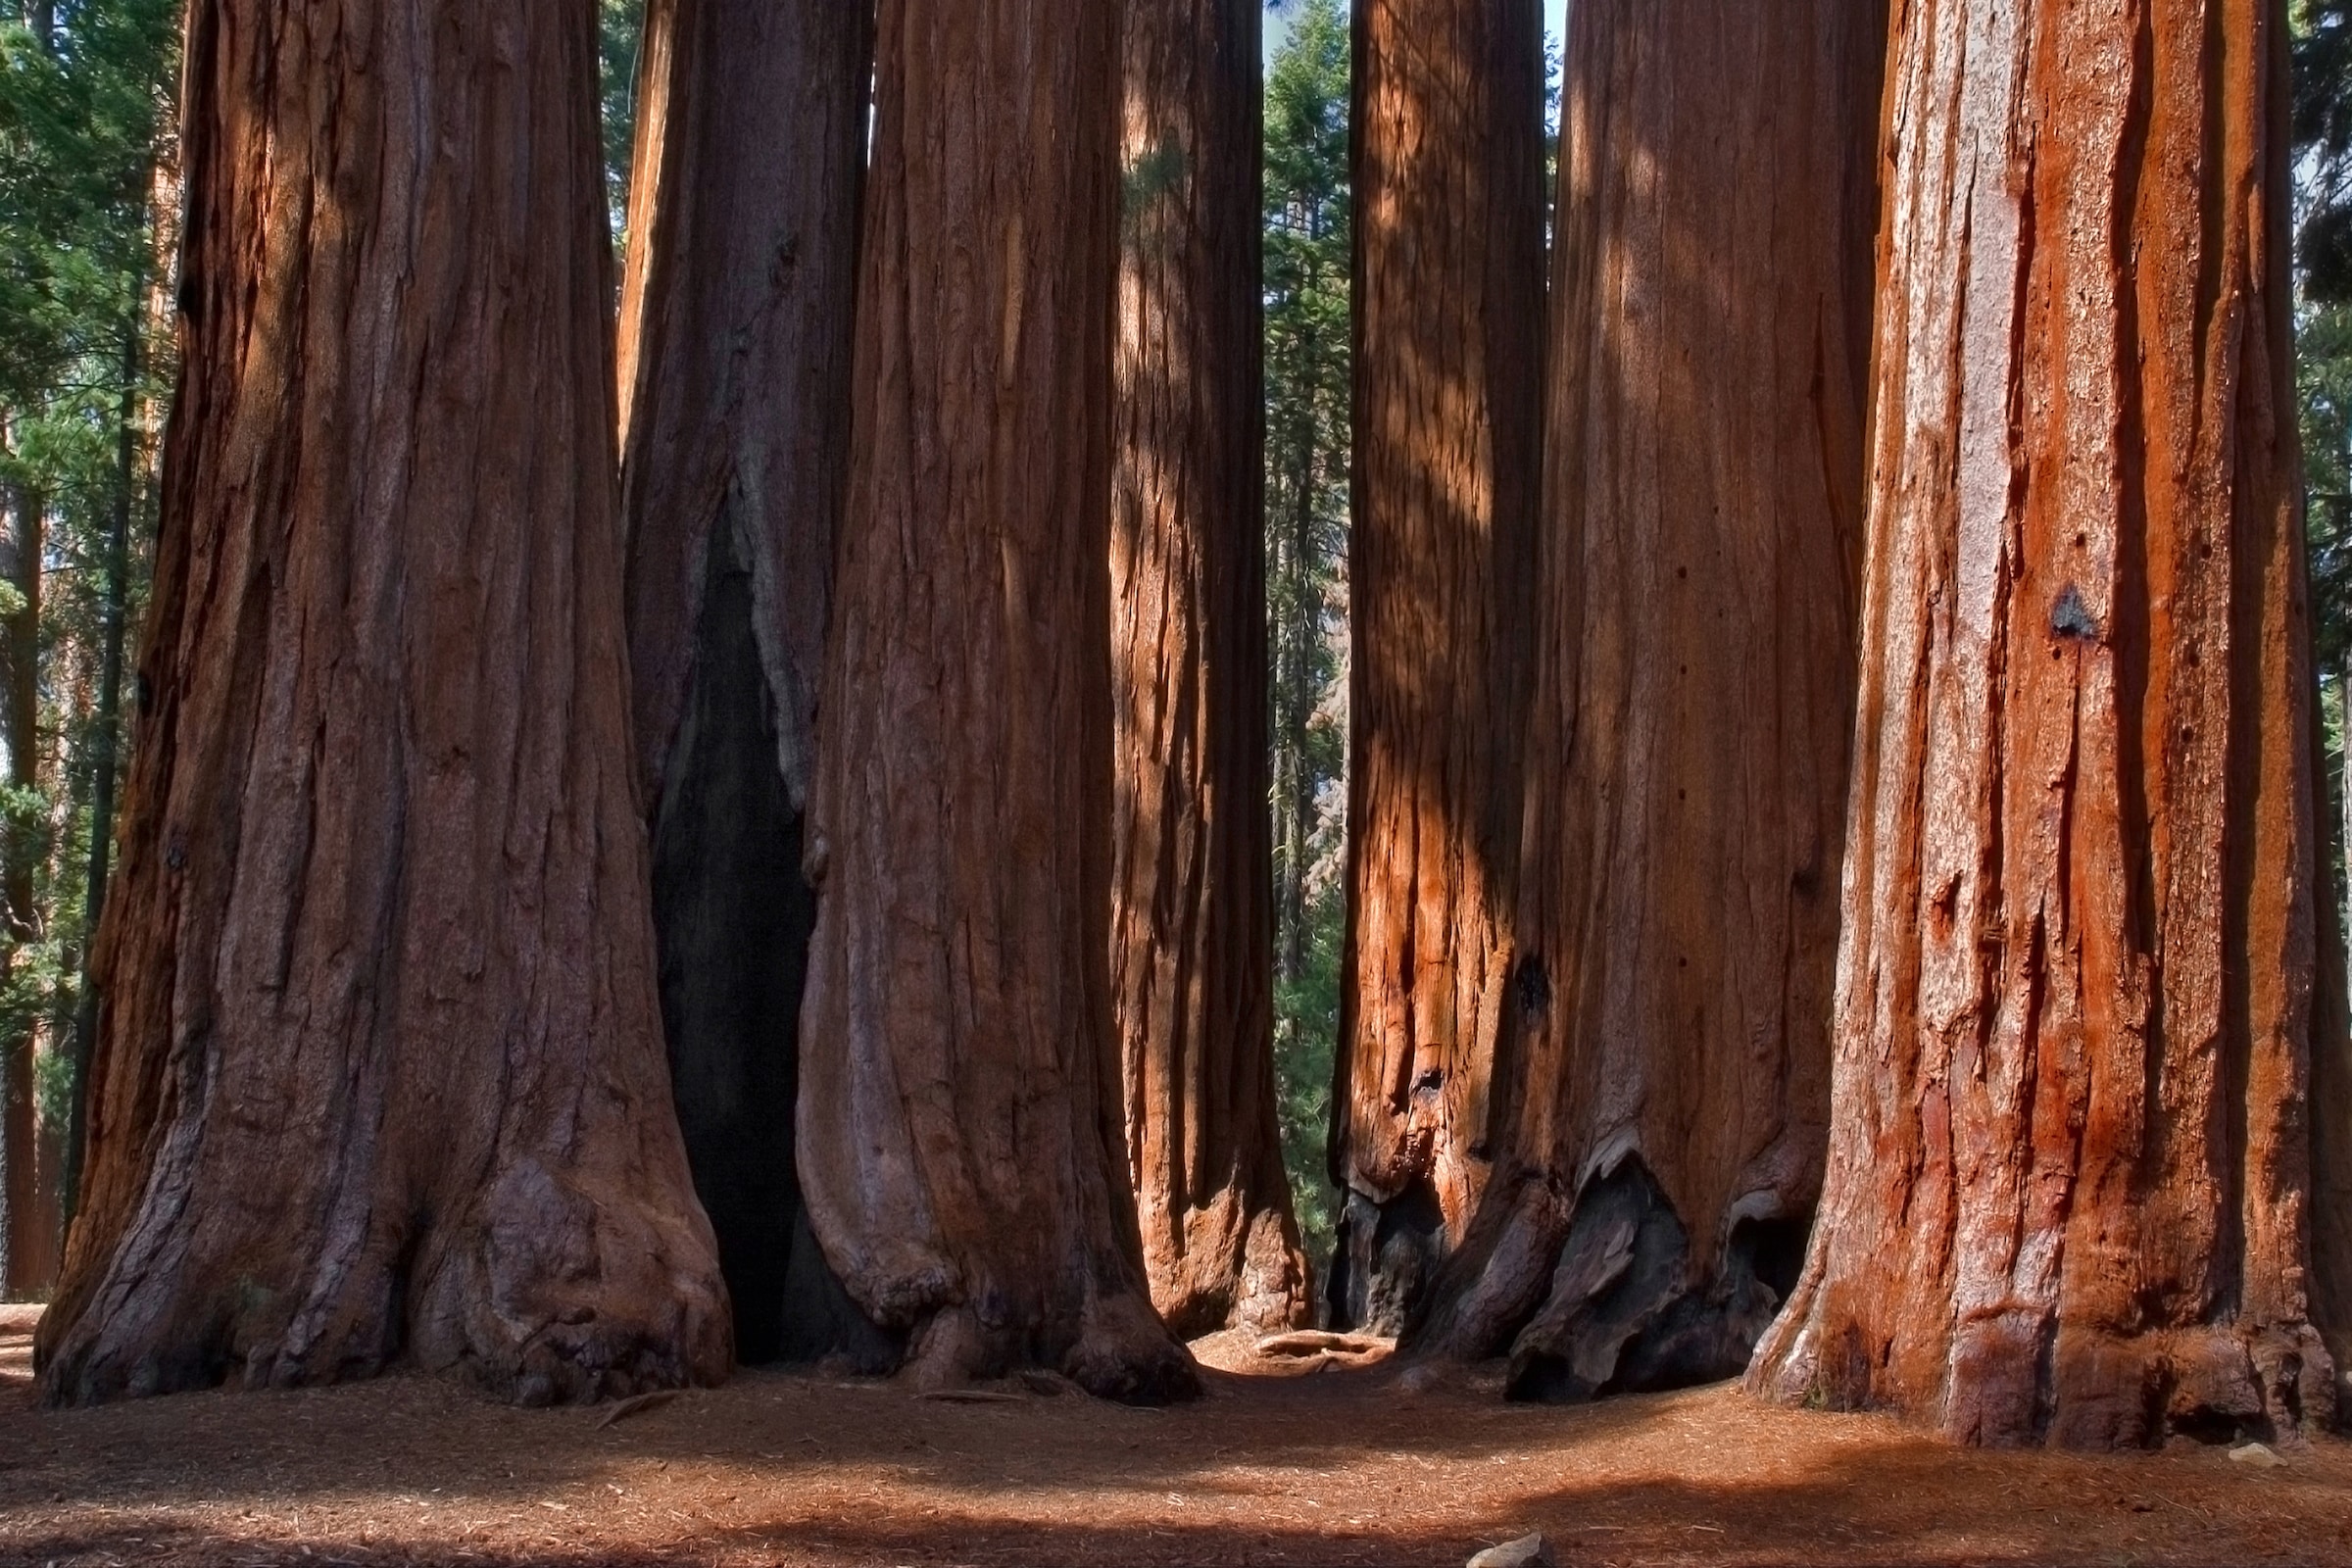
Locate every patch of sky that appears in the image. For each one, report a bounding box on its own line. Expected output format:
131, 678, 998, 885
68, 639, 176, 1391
1265, 0, 1570, 61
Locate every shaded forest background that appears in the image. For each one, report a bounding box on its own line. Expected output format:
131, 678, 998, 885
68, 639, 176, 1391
0, 0, 2343, 1298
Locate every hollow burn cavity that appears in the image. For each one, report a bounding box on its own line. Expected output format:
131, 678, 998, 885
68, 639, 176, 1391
652, 520, 891, 1371
1514, 954, 1551, 1017
1505, 1157, 1813, 1404
1325, 1179, 1446, 1337
1727, 1212, 1808, 1305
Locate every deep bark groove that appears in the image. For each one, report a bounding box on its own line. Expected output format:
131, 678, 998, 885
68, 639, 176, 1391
615, 0, 872, 1367
35, 0, 727, 1407
1748, 0, 2338, 1448
1332, 0, 1546, 1335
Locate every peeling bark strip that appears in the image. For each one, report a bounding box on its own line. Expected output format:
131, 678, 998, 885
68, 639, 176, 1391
1748, 0, 2338, 1447
616, 0, 875, 1367
1333, 0, 1546, 1335
1112, 0, 1312, 1340
36, 0, 728, 1406
796, 0, 1198, 1403
1412, 0, 1885, 1399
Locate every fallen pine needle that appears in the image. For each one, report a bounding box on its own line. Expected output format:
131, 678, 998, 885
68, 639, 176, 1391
594, 1392, 679, 1431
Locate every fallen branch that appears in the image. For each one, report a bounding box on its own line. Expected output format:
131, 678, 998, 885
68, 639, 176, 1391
1255, 1331, 1394, 1360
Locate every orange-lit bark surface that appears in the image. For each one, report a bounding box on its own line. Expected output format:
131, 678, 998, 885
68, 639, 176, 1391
615, 0, 871, 1367
36, 0, 727, 1407
795, 0, 1197, 1402
1749, 0, 2337, 1446
1111, 0, 1311, 1340
1334, 0, 1545, 1335
1414, 0, 1884, 1401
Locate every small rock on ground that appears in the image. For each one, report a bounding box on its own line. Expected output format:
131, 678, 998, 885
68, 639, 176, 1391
1468, 1533, 1554, 1568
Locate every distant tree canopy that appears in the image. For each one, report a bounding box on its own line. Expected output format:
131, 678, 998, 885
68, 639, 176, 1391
2299, 2, 2352, 681
0, 0, 175, 1301
1261, 0, 1353, 1268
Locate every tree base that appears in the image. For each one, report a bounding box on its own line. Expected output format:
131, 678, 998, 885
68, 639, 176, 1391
37, 1158, 731, 1410
1411, 1154, 1808, 1401
1749, 1295, 2337, 1448
1151, 1199, 1313, 1342
898, 1294, 1200, 1406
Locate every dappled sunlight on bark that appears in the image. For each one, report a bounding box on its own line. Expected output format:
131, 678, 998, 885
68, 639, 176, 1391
1334, 0, 1547, 1337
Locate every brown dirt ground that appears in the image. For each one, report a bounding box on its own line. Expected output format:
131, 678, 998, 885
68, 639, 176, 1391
5, 1305, 2351, 1567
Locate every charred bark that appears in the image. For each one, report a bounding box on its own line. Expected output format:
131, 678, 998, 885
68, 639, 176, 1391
796, 0, 1197, 1403
35, 0, 728, 1406
1408, 0, 1884, 1400
1331, 0, 1545, 1334
615, 0, 874, 1369
1111, 0, 1311, 1340
1748, 0, 2337, 1447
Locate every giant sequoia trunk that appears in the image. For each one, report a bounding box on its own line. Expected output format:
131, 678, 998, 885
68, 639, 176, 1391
1111, 0, 1311, 1340
616, 0, 874, 1369
1747, 0, 2339, 1447
1408, 0, 1884, 1400
34, 0, 728, 1406
795, 0, 1198, 1402
1331, 0, 1545, 1334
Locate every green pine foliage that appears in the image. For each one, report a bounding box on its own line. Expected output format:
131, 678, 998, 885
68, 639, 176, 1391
1263, 0, 1352, 1274
600, 0, 641, 256
0, 0, 177, 1163
2298, 1, 2352, 944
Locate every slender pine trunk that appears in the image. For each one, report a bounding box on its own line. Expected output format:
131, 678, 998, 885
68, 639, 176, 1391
61, 315, 138, 1233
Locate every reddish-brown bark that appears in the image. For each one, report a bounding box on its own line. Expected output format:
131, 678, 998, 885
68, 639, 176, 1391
1411, 0, 1884, 1399
795, 0, 1197, 1401
34, 0, 728, 1406
615, 0, 873, 1368
1747, 0, 2337, 1446
1331, 0, 1546, 1335
1111, 0, 1311, 1340
20, 1111, 60, 1293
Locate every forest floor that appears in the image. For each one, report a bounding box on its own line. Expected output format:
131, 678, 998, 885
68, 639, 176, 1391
5, 1304, 2352, 1567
